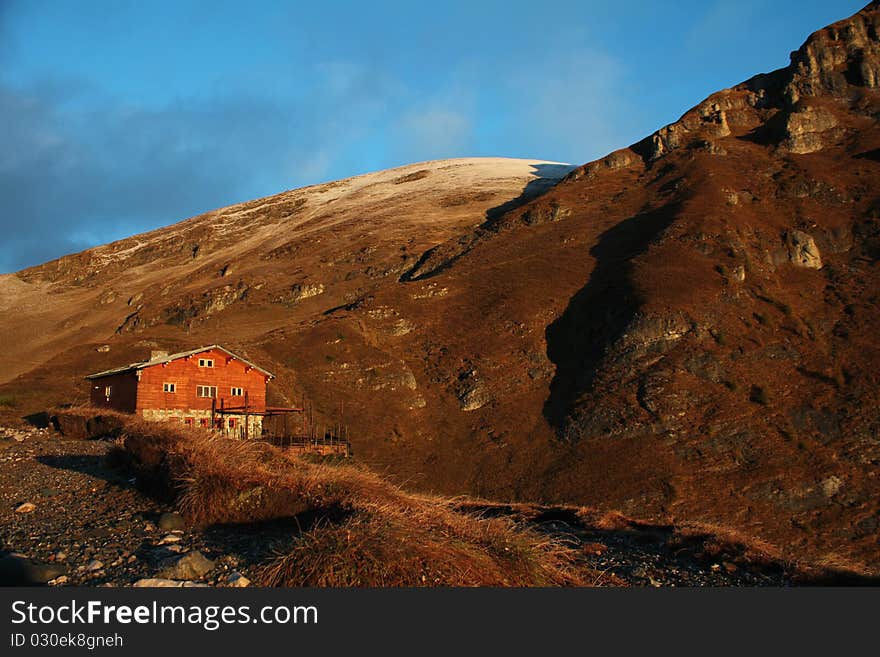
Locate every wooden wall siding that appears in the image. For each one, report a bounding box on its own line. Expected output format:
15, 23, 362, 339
88, 371, 138, 413
135, 347, 268, 414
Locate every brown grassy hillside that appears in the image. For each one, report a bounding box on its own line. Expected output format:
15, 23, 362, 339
2, 5, 880, 573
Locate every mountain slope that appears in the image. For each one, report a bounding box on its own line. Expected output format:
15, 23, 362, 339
3, 4, 880, 572
0, 157, 571, 383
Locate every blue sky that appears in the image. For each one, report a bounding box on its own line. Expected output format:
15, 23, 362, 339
0, 0, 865, 272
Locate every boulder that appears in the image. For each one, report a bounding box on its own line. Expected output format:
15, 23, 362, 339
226, 572, 251, 588
158, 550, 215, 580
157, 511, 186, 531
783, 106, 840, 154
133, 578, 209, 588
785, 230, 823, 269
0, 553, 66, 586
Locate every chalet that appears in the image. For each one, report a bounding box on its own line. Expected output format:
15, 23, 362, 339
85, 345, 273, 437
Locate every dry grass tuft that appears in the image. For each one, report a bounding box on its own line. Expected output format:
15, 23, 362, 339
259, 510, 584, 587
673, 521, 786, 567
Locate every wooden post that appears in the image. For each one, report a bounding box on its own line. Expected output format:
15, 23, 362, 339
244, 391, 249, 441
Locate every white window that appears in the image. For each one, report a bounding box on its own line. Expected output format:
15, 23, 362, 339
231, 387, 243, 396
198, 358, 214, 368
163, 383, 176, 393
197, 385, 217, 398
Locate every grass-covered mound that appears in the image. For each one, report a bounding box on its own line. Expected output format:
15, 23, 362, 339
111, 417, 587, 587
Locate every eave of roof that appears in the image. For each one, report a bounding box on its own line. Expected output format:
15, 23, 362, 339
84, 345, 274, 380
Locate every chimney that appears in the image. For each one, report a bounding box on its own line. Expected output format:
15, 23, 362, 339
150, 350, 169, 361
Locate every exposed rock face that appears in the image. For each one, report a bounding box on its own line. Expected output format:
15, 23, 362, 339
785, 230, 823, 269
784, 106, 841, 154
457, 371, 491, 412
786, 4, 880, 102
277, 282, 324, 305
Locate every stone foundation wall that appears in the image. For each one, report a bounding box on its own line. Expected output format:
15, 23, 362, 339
141, 408, 263, 438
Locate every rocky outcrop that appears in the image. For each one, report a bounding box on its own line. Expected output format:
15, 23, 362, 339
456, 370, 491, 411
785, 230, 823, 269
783, 105, 841, 154
276, 282, 324, 306
615, 3, 880, 164
785, 3, 880, 103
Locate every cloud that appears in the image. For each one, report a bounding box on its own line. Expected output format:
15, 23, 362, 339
499, 48, 635, 163
0, 84, 276, 271
0, 6, 643, 273
0, 63, 401, 273
392, 107, 473, 163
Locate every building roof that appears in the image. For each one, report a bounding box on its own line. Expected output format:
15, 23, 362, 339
84, 345, 274, 380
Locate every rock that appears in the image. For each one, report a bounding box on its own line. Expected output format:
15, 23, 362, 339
785, 230, 823, 269
783, 106, 840, 154
226, 572, 251, 587
86, 560, 103, 572
278, 282, 324, 306
133, 578, 210, 588
48, 575, 69, 586
457, 370, 491, 411
96, 344, 111, 352
821, 475, 843, 498
14, 502, 36, 513
54, 551, 67, 562
581, 542, 606, 557
144, 521, 156, 532
0, 554, 65, 586
158, 512, 186, 531
158, 550, 215, 580
85, 527, 110, 539
157, 533, 183, 545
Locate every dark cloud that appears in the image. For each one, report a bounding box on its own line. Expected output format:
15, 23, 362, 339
0, 73, 391, 273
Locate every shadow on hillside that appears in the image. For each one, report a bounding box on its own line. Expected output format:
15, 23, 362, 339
855, 147, 880, 162
400, 163, 575, 282
542, 203, 679, 439
483, 163, 576, 224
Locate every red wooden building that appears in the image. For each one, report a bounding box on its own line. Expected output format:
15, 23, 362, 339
85, 345, 273, 437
